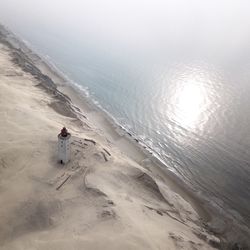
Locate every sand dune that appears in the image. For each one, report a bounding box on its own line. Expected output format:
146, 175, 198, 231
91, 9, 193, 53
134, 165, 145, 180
0, 30, 223, 249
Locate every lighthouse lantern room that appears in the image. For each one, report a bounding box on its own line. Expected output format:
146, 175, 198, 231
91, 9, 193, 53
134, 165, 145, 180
58, 127, 71, 164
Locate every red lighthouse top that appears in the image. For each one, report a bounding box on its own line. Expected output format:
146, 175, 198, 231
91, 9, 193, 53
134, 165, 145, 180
60, 127, 69, 137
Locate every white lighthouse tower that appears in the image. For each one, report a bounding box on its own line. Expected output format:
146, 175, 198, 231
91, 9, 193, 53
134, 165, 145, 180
58, 127, 71, 164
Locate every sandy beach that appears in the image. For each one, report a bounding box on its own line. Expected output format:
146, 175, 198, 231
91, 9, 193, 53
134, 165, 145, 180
0, 26, 248, 249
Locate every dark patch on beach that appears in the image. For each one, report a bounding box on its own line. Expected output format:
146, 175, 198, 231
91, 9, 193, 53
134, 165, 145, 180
136, 172, 166, 202
56, 175, 71, 190
193, 230, 221, 249
86, 187, 108, 198
103, 148, 111, 156
100, 209, 116, 219
107, 200, 114, 205
49, 101, 77, 118
101, 151, 108, 162
102, 200, 115, 208
84, 138, 96, 145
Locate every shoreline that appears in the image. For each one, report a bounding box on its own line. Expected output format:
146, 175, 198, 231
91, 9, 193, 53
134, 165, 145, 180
6, 26, 212, 221
1, 24, 249, 248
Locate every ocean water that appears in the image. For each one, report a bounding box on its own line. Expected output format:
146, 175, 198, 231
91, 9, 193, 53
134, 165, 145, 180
1, 0, 250, 231
23, 38, 250, 229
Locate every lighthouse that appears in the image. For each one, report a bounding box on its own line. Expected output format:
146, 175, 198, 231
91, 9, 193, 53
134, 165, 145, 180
58, 127, 71, 164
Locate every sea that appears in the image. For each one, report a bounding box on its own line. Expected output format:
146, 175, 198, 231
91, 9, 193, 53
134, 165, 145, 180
0, 0, 250, 233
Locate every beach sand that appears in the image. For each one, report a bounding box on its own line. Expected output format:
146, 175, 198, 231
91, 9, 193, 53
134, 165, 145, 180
0, 27, 227, 249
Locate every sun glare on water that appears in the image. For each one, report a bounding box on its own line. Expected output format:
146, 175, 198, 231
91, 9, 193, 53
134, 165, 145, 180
156, 67, 213, 133
175, 80, 206, 128
169, 71, 212, 131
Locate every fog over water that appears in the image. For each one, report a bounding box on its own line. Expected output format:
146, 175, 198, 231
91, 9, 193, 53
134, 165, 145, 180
1, 0, 250, 230
1, 0, 250, 59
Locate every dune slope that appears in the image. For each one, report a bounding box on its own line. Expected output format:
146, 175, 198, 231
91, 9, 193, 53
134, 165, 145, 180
0, 39, 220, 249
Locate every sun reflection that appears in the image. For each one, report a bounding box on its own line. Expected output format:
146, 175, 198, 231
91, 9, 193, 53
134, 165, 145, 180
156, 65, 214, 134
173, 79, 207, 129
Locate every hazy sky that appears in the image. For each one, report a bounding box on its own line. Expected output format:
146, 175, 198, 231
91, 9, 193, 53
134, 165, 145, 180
1, 0, 250, 59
